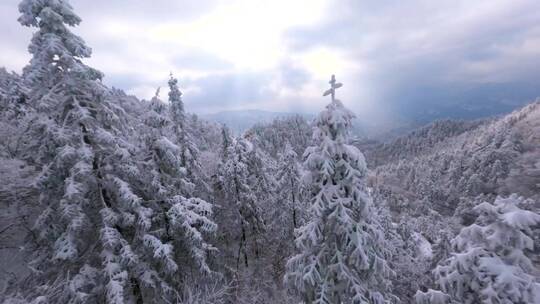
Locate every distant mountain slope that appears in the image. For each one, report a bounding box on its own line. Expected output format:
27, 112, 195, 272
397, 81, 540, 123
365, 100, 540, 215
202, 110, 312, 135
202, 109, 403, 139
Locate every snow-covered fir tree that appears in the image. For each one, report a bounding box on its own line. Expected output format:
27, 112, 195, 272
264, 141, 305, 294
18, 0, 102, 111
143, 87, 169, 137
429, 231, 452, 271
4, 1, 217, 303
220, 124, 232, 160
285, 75, 395, 304
140, 86, 218, 287
275, 141, 303, 231
218, 136, 266, 269
424, 194, 540, 304
168, 75, 209, 197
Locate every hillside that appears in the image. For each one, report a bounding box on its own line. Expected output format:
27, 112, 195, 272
365, 101, 540, 215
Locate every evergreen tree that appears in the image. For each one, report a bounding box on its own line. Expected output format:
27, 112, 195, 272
143, 87, 169, 136
219, 136, 266, 269
18, 0, 102, 111
220, 124, 232, 160
168, 74, 209, 197
285, 75, 394, 303
275, 141, 302, 230
8, 2, 217, 303
430, 231, 452, 270
430, 195, 540, 304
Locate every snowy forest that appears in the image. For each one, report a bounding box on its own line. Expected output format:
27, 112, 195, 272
1, 1, 540, 304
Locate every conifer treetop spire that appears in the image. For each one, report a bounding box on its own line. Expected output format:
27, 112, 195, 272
18, 0, 92, 62
18, 0, 103, 101
168, 74, 183, 100
168, 74, 183, 113
168, 73, 185, 127
322, 74, 343, 101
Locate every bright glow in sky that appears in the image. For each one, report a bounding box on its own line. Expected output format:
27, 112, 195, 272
1, 0, 540, 128
150, 0, 327, 69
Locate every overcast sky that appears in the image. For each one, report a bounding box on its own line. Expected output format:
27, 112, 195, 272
2, 0, 540, 126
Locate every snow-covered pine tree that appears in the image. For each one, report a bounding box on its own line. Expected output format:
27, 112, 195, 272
143, 87, 170, 137
245, 132, 278, 223
430, 194, 540, 304
285, 75, 394, 304
18, 0, 102, 111
429, 231, 452, 270
14, 1, 131, 301
212, 124, 231, 202
228, 138, 264, 268
275, 141, 303, 231
219, 136, 266, 269
141, 87, 193, 199
0, 68, 29, 121
168, 74, 209, 197
0, 68, 33, 160
7, 1, 217, 303
168, 75, 185, 140
212, 133, 282, 303
220, 124, 232, 160
266, 141, 304, 292
140, 87, 218, 287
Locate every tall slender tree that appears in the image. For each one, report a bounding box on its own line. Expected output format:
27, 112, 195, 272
285, 75, 394, 304
168, 75, 209, 197
219, 137, 266, 269
220, 124, 232, 160
275, 141, 302, 230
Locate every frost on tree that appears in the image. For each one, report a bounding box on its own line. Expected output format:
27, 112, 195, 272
143, 87, 170, 135
220, 124, 232, 160
18, 0, 103, 110
7, 1, 217, 303
414, 289, 451, 304
168, 75, 209, 198
219, 136, 267, 269
431, 194, 540, 304
275, 141, 303, 231
285, 75, 394, 304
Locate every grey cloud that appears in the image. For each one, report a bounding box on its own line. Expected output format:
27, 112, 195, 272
104, 73, 150, 91
0, 1, 32, 72
71, 0, 219, 23
278, 62, 312, 90
172, 50, 233, 71
285, 0, 540, 121
183, 72, 272, 113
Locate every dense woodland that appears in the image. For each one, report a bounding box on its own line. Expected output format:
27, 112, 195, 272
1, 1, 539, 303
